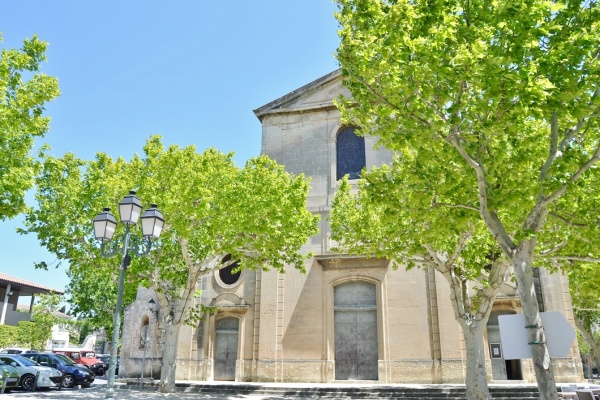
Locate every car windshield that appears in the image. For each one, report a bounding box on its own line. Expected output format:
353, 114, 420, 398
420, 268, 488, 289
54, 354, 76, 365
2, 355, 37, 367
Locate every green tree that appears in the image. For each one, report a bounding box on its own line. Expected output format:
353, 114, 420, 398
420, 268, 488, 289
0, 325, 18, 348
335, 1, 600, 398
16, 293, 64, 351
332, 175, 510, 400
22, 136, 319, 393
65, 258, 122, 337
0, 33, 59, 220
567, 264, 600, 378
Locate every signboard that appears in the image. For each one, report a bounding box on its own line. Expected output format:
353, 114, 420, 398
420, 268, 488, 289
498, 311, 575, 360
489, 343, 503, 359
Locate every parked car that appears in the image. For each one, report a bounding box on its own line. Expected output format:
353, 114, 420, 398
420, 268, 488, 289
0, 348, 35, 354
0, 359, 20, 392
97, 354, 119, 375
53, 349, 106, 376
21, 352, 95, 388
0, 354, 62, 390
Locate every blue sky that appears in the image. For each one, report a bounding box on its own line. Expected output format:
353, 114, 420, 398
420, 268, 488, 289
0, 1, 340, 296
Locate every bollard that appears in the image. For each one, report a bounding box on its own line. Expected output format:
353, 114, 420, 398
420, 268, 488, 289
32, 371, 40, 391
1, 370, 8, 394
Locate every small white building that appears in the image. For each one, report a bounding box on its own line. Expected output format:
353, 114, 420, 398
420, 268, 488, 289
0, 272, 63, 327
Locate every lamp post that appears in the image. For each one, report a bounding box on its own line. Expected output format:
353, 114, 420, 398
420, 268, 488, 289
93, 191, 165, 400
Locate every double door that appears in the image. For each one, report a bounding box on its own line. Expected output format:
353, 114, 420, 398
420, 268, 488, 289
334, 281, 379, 380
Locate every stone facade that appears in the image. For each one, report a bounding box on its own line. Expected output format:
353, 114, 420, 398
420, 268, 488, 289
121, 70, 583, 384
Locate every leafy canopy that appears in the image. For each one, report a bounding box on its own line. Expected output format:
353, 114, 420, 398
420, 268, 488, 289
0, 33, 60, 220
22, 136, 319, 328
335, 0, 600, 266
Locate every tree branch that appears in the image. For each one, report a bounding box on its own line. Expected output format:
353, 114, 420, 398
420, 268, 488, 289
538, 112, 559, 184
549, 256, 600, 263
431, 200, 480, 213
446, 135, 516, 255
534, 143, 600, 212
356, 76, 433, 128
548, 212, 588, 228
446, 231, 473, 268
538, 241, 568, 256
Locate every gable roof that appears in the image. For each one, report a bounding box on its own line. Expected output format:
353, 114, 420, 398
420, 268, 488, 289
253, 69, 347, 121
0, 272, 63, 296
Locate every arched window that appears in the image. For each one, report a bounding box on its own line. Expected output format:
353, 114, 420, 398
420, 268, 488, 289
140, 317, 150, 348
336, 127, 365, 180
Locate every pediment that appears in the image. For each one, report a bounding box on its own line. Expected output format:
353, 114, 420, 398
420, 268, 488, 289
211, 293, 249, 311
254, 69, 351, 120
315, 254, 390, 270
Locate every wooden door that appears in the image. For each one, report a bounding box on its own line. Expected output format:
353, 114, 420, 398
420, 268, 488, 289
334, 281, 378, 380
214, 317, 239, 381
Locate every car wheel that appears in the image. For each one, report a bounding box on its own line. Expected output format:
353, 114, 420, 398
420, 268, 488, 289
61, 374, 75, 388
21, 373, 36, 391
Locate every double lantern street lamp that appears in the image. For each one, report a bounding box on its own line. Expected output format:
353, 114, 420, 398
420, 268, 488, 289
93, 191, 165, 400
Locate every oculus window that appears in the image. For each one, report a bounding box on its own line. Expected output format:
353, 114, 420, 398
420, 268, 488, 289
219, 254, 241, 286
336, 127, 365, 180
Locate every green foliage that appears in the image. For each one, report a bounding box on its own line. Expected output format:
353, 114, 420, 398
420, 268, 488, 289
0, 325, 17, 348
335, 2, 600, 393
568, 264, 600, 359
22, 136, 319, 330
78, 319, 94, 345
23, 293, 66, 350
0, 33, 60, 220
331, 171, 505, 319
335, 0, 600, 273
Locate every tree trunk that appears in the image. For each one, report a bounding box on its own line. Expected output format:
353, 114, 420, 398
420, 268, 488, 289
512, 244, 558, 400
574, 314, 600, 379
158, 320, 182, 393
461, 320, 492, 400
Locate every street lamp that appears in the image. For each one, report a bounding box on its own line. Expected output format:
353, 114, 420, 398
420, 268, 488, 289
93, 191, 165, 400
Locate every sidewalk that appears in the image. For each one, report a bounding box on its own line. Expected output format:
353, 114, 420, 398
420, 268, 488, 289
5, 379, 597, 400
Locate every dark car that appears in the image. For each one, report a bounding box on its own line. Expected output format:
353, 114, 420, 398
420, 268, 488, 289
22, 352, 95, 388
97, 354, 119, 375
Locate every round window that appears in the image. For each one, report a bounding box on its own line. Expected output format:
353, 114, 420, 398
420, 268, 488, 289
218, 254, 241, 286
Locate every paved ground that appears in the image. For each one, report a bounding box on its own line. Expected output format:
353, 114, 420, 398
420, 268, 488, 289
4, 390, 287, 400
3, 377, 311, 400
5, 378, 599, 400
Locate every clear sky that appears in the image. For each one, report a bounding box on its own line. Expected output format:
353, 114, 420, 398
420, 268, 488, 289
0, 1, 340, 296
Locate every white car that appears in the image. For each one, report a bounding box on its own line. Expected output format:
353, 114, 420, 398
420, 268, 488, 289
0, 354, 63, 390
0, 347, 34, 354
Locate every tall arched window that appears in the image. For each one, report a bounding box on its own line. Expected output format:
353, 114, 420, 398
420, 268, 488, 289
336, 127, 365, 180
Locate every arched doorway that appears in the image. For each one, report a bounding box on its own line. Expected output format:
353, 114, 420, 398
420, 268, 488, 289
214, 317, 239, 380
487, 310, 522, 380
334, 281, 378, 380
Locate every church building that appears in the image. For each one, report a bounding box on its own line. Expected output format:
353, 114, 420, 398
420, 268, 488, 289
120, 70, 583, 384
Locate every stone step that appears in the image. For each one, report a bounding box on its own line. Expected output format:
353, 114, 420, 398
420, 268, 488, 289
127, 381, 542, 399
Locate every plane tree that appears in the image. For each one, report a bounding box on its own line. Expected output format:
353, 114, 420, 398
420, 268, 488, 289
0, 33, 59, 220
21, 135, 319, 392
335, 1, 600, 398
331, 172, 510, 400
567, 264, 600, 377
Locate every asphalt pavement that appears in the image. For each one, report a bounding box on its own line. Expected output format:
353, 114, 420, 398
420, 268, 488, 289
3, 377, 308, 400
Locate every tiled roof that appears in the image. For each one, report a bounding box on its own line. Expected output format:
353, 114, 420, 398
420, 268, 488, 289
0, 272, 63, 294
